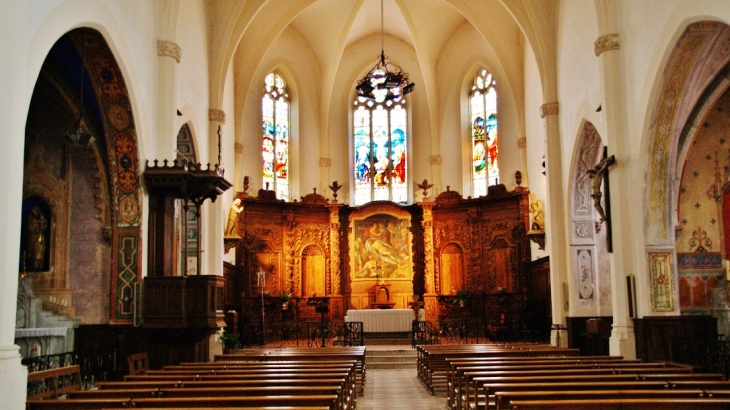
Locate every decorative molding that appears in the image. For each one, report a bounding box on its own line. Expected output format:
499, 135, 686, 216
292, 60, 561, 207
517, 137, 527, 149
540, 102, 559, 118
573, 122, 602, 216
234, 142, 243, 154
594, 33, 620, 57
156, 40, 181, 63
209, 109, 226, 124
319, 157, 332, 167
429, 155, 442, 165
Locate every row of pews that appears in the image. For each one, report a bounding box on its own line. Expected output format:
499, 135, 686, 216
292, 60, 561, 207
25, 346, 365, 410
417, 343, 730, 409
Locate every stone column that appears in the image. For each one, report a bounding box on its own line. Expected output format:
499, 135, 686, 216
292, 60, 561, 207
517, 137, 529, 188
204, 110, 227, 276
0, 2, 29, 408
595, 32, 637, 358
428, 155, 442, 197
320, 157, 331, 200
156, 40, 181, 161
541, 102, 569, 347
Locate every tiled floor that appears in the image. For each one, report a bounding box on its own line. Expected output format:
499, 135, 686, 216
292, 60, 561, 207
358, 368, 446, 410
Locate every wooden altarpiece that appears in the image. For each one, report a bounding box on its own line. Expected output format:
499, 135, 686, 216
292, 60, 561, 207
227, 183, 540, 330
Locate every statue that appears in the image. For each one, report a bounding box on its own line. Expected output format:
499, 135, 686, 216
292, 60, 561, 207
587, 155, 615, 224
26, 207, 48, 270
224, 198, 243, 237
528, 193, 544, 232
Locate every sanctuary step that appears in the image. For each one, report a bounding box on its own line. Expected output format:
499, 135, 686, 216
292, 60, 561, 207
363, 331, 411, 346
366, 346, 417, 369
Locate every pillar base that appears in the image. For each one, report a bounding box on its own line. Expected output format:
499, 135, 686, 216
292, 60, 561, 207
609, 324, 636, 359
551, 328, 568, 348
0, 344, 27, 410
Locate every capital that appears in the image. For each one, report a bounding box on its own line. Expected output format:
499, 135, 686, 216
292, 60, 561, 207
594, 33, 620, 57
157, 40, 181, 63
209, 109, 226, 124
540, 102, 559, 118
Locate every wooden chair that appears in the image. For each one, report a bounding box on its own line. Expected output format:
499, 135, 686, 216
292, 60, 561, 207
127, 352, 149, 376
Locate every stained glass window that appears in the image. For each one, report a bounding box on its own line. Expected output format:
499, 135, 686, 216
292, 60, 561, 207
353, 98, 408, 205
469, 69, 499, 197
262, 72, 290, 201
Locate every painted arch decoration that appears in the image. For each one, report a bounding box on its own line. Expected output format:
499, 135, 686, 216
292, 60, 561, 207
71, 29, 142, 323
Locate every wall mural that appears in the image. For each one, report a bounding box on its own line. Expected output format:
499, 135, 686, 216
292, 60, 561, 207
676, 79, 730, 311
351, 214, 412, 281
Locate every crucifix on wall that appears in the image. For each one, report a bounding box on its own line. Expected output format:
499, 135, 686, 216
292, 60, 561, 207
587, 147, 616, 252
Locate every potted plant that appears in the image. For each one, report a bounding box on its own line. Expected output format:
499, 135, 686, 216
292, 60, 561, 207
279, 292, 292, 310
219, 329, 240, 353
453, 288, 471, 307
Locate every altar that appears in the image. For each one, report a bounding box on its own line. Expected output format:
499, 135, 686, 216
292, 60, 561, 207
345, 308, 424, 333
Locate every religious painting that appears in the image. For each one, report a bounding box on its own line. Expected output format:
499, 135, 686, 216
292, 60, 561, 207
351, 213, 412, 281
20, 196, 51, 272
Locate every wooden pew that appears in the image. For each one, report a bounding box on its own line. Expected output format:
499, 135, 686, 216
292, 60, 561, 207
216, 347, 366, 395
128, 394, 340, 409
417, 344, 580, 394
26, 365, 82, 400
446, 357, 635, 409
507, 398, 730, 409
460, 363, 692, 409
495, 389, 710, 410
25, 398, 132, 409
466, 380, 730, 410
474, 373, 727, 410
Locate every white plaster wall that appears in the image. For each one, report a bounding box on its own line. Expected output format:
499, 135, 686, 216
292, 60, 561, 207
556, 0, 601, 179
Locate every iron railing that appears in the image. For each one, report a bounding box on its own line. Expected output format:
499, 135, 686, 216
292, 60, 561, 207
671, 336, 730, 378
243, 321, 364, 348
23, 348, 120, 397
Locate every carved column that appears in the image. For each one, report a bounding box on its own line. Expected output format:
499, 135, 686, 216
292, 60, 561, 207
421, 202, 437, 320
328, 203, 344, 319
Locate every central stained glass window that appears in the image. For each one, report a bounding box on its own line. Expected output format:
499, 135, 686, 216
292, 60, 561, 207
353, 98, 408, 205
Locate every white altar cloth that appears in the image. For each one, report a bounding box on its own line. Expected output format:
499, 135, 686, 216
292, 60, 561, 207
345, 309, 424, 333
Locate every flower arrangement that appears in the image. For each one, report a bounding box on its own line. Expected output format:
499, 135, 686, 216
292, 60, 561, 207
453, 288, 471, 306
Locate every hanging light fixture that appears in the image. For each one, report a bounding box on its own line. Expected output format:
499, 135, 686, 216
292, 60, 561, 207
65, 33, 96, 146
355, 0, 415, 102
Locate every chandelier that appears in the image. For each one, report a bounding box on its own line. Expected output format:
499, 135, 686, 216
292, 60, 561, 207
355, 0, 414, 102
65, 33, 96, 146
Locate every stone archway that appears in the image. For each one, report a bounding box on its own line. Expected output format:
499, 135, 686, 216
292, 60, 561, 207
22, 28, 143, 324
